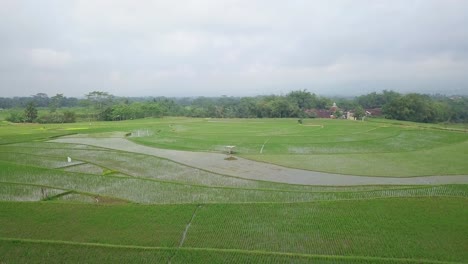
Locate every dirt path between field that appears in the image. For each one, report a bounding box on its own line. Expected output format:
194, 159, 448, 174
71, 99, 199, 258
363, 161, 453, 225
51, 136, 468, 186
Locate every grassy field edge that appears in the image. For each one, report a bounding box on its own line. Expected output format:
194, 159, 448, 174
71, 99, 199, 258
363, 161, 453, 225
0, 237, 461, 264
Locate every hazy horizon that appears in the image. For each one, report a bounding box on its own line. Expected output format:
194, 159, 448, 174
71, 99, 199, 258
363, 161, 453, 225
1, 1, 467, 97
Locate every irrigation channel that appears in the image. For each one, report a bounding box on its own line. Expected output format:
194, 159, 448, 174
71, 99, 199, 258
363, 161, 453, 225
51, 136, 468, 186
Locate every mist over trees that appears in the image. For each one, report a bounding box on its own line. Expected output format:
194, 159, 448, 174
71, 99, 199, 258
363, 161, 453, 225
1, 90, 467, 124
0, 93, 78, 109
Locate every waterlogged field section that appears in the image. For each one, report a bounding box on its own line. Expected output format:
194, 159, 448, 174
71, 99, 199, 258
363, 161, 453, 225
1, 142, 467, 203
130, 118, 468, 176
2, 117, 467, 176
0, 118, 467, 263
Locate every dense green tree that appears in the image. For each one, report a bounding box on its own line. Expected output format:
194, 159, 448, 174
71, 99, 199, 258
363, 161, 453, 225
353, 106, 366, 120
0, 96, 78, 109
270, 97, 298, 118
334, 98, 358, 111
357, 92, 381, 108
62, 110, 76, 123
315, 96, 332, 109
49, 93, 64, 112
2, 91, 468, 124
142, 103, 164, 118
32, 93, 49, 107
382, 93, 440, 123
85, 91, 113, 109
287, 90, 316, 110
237, 97, 257, 118
256, 99, 273, 118
446, 97, 468, 123
24, 102, 38, 122
357, 90, 401, 109
84, 91, 114, 120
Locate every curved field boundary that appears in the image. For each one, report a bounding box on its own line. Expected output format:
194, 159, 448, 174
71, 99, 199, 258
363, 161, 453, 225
0, 237, 461, 264
51, 137, 468, 186
2, 180, 466, 205
0, 181, 133, 203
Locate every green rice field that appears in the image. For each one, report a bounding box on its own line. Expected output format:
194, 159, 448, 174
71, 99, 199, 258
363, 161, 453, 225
0, 117, 467, 263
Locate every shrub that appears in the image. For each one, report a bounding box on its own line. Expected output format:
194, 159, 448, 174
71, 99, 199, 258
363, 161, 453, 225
6, 112, 25, 123
36, 111, 76, 124
63, 111, 76, 123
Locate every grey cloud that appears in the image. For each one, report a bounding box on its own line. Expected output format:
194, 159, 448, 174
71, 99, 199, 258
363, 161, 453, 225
0, 0, 467, 97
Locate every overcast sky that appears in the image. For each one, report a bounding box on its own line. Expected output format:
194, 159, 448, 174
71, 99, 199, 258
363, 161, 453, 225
1, 0, 467, 98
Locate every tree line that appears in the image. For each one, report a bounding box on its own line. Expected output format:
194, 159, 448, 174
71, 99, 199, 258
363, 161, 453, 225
2, 90, 467, 124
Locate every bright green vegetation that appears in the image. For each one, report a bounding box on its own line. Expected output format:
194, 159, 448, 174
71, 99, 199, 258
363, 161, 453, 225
0, 117, 467, 263
132, 119, 447, 153
0, 240, 430, 264
185, 198, 468, 262
129, 118, 468, 176
0, 240, 175, 264
0, 202, 193, 247
248, 139, 468, 176
1, 117, 467, 176
1, 198, 467, 263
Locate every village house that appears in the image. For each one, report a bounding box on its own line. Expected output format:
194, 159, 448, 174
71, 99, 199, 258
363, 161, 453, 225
305, 102, 344, 119
305, 103, 382, 120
